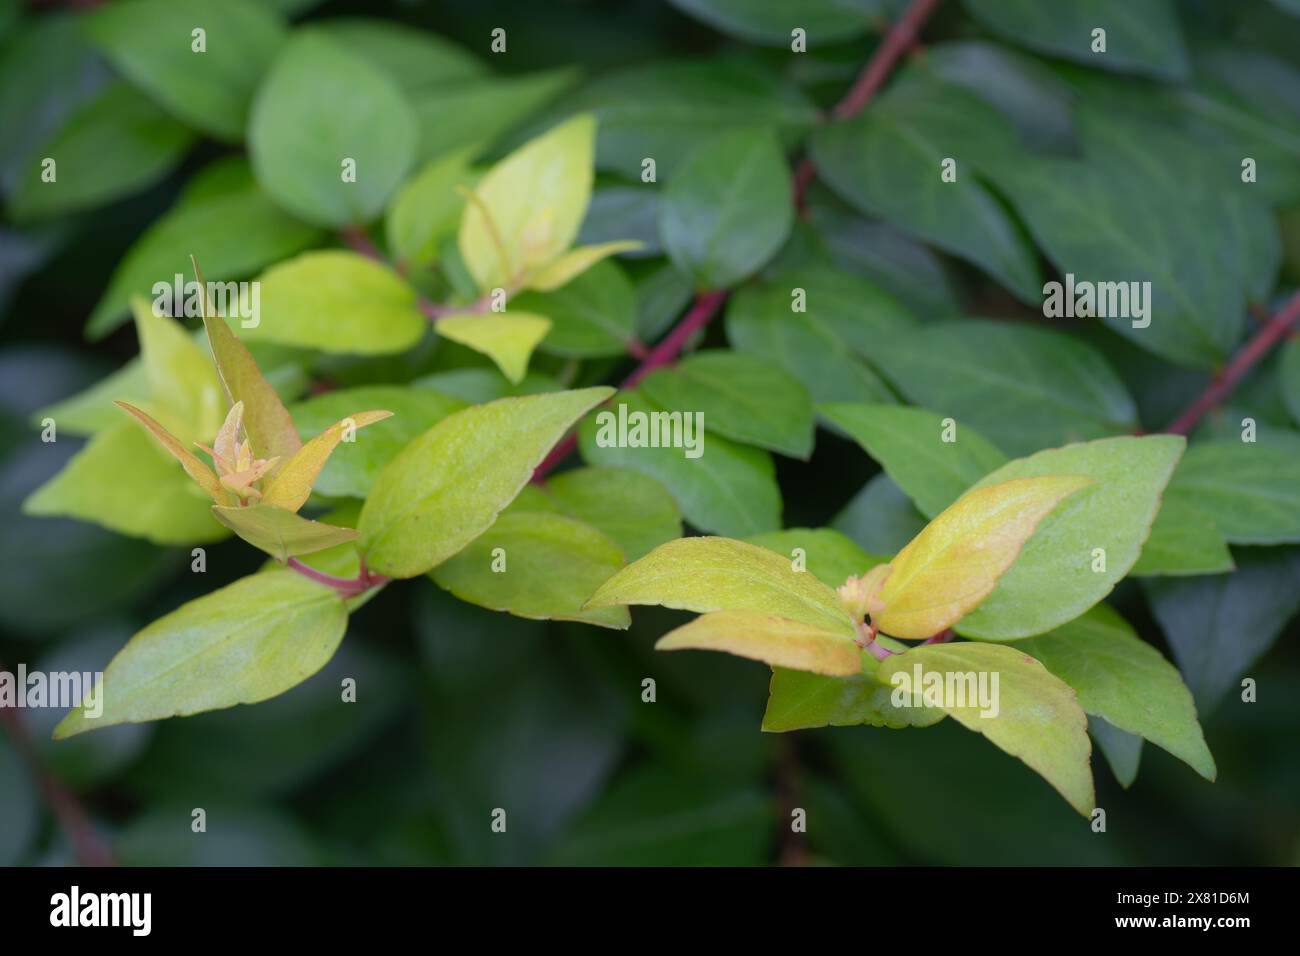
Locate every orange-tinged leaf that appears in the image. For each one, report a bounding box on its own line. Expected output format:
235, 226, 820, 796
261, 410, 392, 512
656, 609, 864, 677
195, 256, 302, 464
875, 475, 1091, 639
114, 401, 229, 504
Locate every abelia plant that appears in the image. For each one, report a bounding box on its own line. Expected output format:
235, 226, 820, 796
5, 0, 1300, 861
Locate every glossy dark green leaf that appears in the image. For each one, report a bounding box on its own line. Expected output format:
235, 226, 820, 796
1144, 547, 1300, 710
963, 0, 1189, 80
820, 403, 1007, 518
747, 527, 886, 589
811, 82, 1040, 300
1131, 492, 1234, 577
311, 17, 484, 92
87, 0, 287, 140
515, 259, 638, 358
1166, 436, 1300, 544
831, 473, 925, 556
536, 466, 681, 561
869, 320, 1137, 457
640, 350, 814, 458
659, 127, 792, 289
668, 0, 875, 44
1089, 716, 1142, 788
9, 82, 193, 221
577, 390, 781, 537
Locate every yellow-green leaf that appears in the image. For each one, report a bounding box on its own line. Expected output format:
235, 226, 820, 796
657, 609, 862, 676
876, 642, 1094, 815
199, 305, 301, 463
54, 571, 347, 738
114, 400, 228, 503
585, 536, 856, 636
359, 387, 613, 578
211, 503, 360, 562
435, 312, 551, 384
131, 296, 223, 441
526, 240, 643, 291
457, 114, 595, 291
876, 475, 1091, 639
260, 409, 392, 512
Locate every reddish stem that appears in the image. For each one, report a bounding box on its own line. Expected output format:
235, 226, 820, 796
0, 686, 114, 866
1164, 287, 1300, 435
340, 225, 384, 261
921, 629, 954, 646
831, 0, 942, 120
286, 557, 388, 597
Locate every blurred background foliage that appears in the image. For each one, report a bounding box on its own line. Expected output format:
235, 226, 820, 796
2, 0, 1299, 866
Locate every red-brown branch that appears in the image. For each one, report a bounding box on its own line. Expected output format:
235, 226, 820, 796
1164, 288, 1300, 435
0, 682, 114, 867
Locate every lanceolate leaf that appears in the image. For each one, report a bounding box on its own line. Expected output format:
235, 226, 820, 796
957, 436, 1185, 640
538, 467, 681, 561
659, 127, 793, 290
820, 403, 1008, 518
585, 536, 855, 636
1020, 603, 1215, 780
656, 609, 862, 677
114, 401, 227, 503
1166, 438, 1300, 544
261, 410, 392, 512
430, 511, 630, 629
876, 642, 1095, 815
200, 309, 301, 466
762, 662, 947, 733
212, 504, 360, 563
876, 476, 1091, 639
359, 387, 613, 578
54, 572, 348, 738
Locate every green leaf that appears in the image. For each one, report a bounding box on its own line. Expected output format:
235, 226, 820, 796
261, 410, 392, 512
553, 60, 817, 178
212, 503, 358, 562
989, 156, 1243, 369
115, 401, 227, 504
585, 535, 855, 635
458, 114, 595, 292
963, 0, 1189, 80
876, 642, 1095, 815
434, 312, 552, 385
667, 0, 874, 44
86, 163, 323, 339
811, 82, 1041, 301
288, 386, 466, 498
23, 421, 225, 544
659, 128, 791, 290
514, 259, 637, 358
762, 660, 947, 732
132, 297, 224, 442
54, 571, 348, 738
657, 609, 862, 676
537, 466, 681, 560
9, 82, 193, 222
577, 390, 782, 537
1021, 603, 1215, 780
430, 511, 629, 629
820, 403, 1008, 518
359, 387, 613, 578
876, 476, 1090, 639
411, 69, 578, 163
832, 473, 927, 556
1131, 492, 1234, 577
1144, 547, 1300, 710
868, 320, 1138, 457
311, 17, 484, 92
1166, 438, 1300, 544
725, 270, 908, 404
248, 31, 417, 227
747, 527, 886, 590
243, 251, 425, 354
957, 435, 1185, 640
1089, 716, 1143, 789
640, 350, 813, 458
384, 148, 474, 271
86, 0, 287, 141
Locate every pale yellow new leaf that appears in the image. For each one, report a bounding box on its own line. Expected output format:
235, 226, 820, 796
435, 312, 552, 384
130, 296, 223, 442
525, 240, 644, 291
875, 475, 1091, 639
114, 400, 229, 504
657, 609, 864, 677
260, 410, 392, 512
